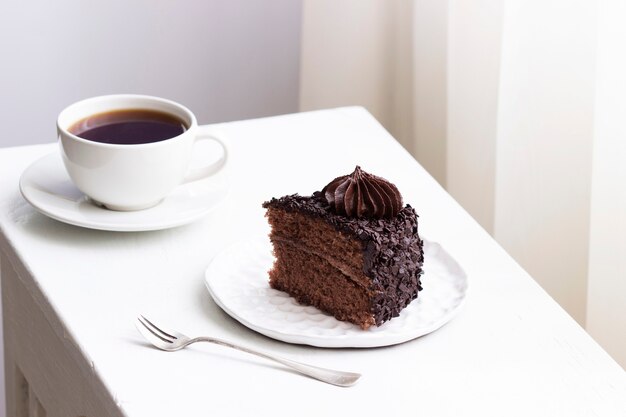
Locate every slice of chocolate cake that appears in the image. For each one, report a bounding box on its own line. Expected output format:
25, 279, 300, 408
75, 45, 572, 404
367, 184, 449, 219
263, 166, 424, 329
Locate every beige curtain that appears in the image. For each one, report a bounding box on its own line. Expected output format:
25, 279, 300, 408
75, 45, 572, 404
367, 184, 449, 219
300, 0, 626, 369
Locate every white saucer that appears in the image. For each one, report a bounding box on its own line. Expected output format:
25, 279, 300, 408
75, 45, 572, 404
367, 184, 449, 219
205, 236, 468, 348
19, 152, 228, 232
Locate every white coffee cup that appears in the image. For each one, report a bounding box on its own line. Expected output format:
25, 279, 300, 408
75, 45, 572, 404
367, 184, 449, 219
57, 94, 228, 211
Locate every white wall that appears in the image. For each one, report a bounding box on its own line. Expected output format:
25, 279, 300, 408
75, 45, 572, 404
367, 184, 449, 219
586, 0, 626, 368
446, 0, 503, 233
493, 0, 596, 325
412, 0, 448, 185
299, 0, 448, 185
0, 0, 302, 148
299, 1, 396, 133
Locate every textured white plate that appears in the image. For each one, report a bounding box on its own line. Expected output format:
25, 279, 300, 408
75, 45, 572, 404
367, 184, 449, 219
205, 236, 468, 348
19, 152, 228, 232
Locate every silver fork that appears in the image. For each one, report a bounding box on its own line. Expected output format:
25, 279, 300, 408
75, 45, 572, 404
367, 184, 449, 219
135, 315, 361, 387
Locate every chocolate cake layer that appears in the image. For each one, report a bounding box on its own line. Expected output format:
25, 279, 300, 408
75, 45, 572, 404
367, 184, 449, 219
270, 241, 376, 328
263, 192, 424, 327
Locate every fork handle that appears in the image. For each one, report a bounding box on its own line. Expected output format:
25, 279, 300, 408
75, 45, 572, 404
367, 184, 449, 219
189, 336, 361, 387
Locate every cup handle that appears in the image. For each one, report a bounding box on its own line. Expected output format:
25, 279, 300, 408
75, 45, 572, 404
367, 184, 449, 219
182, 131, 229, 184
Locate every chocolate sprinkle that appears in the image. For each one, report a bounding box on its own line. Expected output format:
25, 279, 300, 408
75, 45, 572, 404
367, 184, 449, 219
263, 192, 424, 326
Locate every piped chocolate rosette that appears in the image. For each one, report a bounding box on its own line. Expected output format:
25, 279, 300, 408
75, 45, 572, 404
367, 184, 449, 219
321, 166, 403, 219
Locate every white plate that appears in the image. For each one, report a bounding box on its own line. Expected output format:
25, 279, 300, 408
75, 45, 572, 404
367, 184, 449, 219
19, 152, 228, 232
205, 236, 468, 348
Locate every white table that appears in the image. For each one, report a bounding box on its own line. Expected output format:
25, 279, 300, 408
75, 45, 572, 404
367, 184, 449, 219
1, 107, 625, 417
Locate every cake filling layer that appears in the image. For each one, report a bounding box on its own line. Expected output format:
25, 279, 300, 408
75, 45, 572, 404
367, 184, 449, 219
269, 241, 376, 329
265, 207, 371, 289
270, 235, 371, 290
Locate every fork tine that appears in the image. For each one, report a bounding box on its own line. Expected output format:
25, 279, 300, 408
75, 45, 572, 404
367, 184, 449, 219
136, 317, 175, 344
140, 315, 179, 339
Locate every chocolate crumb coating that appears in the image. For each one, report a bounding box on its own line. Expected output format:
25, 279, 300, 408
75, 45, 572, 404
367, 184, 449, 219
263, 191, 424, 327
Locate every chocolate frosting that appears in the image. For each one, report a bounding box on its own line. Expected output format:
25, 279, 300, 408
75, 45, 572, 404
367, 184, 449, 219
322, 166, 403, 219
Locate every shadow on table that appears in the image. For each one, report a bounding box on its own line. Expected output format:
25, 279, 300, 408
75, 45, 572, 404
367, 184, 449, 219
6, 191, 202, 249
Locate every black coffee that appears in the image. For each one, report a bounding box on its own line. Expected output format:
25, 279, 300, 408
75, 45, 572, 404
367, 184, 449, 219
69, 109, 187, 145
